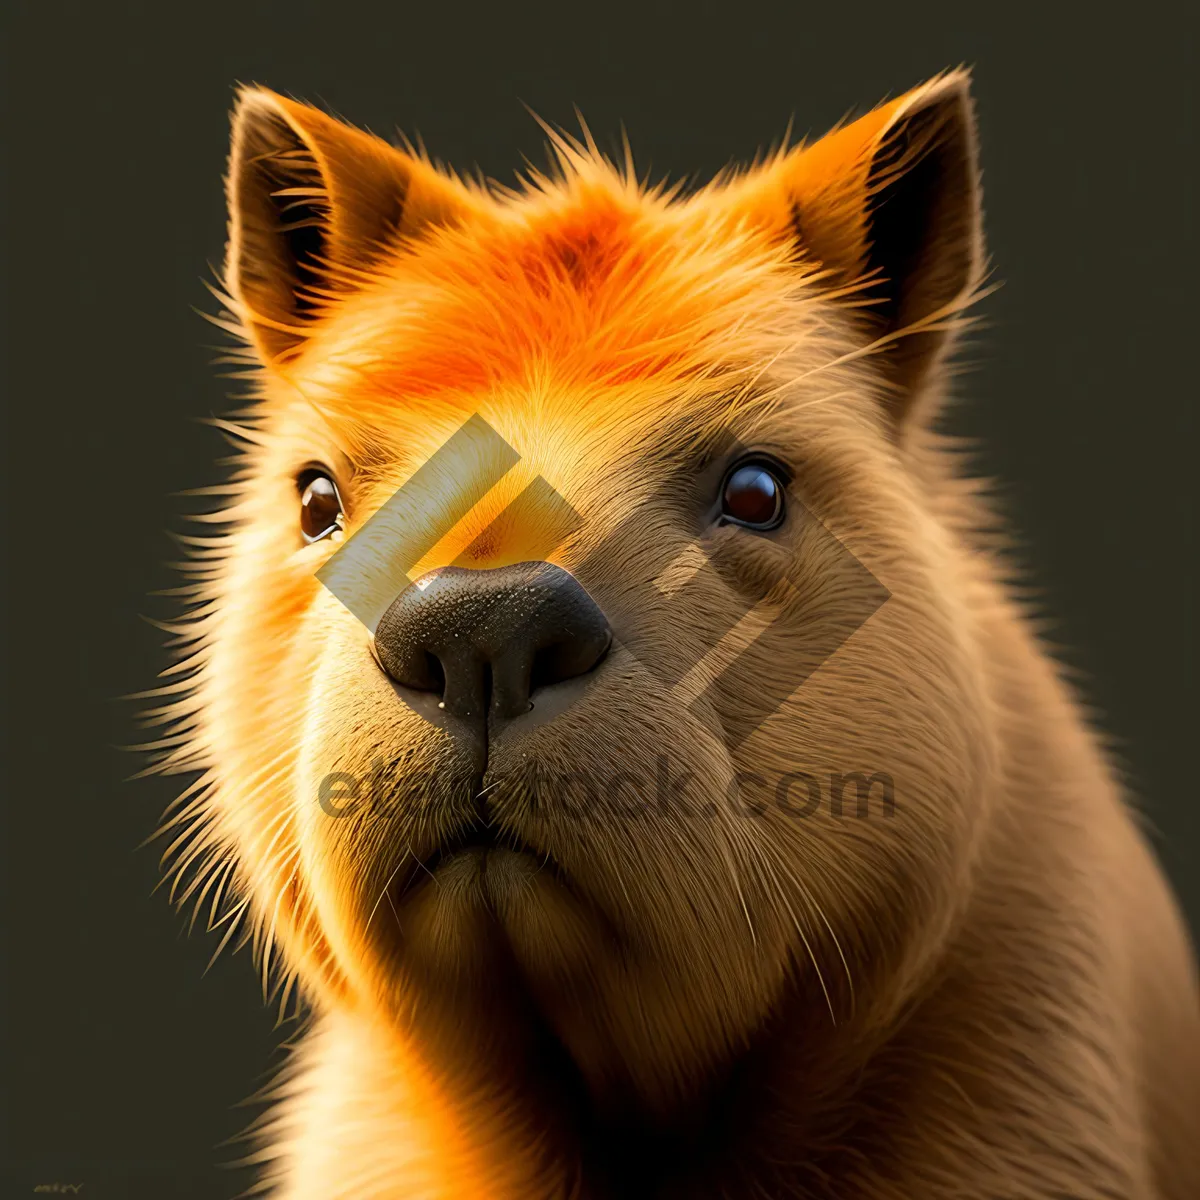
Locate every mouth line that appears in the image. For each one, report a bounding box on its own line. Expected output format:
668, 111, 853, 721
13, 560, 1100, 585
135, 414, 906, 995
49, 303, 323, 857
393, 821, 560, 902
421, 821, 500, 875
377, 819, 627, 964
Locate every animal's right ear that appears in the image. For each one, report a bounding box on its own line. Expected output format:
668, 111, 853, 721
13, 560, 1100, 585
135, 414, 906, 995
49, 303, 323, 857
719, 71, 983, 433
225, 87, 478, 364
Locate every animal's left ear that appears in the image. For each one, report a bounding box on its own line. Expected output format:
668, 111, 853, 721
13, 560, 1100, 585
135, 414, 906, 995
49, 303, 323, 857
730, 70, 984, 430
224, 87, 479, 364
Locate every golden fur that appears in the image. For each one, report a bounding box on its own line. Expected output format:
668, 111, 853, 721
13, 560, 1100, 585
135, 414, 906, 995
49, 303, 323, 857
147, 71, 1200, 1197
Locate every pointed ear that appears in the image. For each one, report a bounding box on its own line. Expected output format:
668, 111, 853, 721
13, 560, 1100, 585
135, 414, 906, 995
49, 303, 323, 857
731, 71, 983, 426
225, 87, 478, 363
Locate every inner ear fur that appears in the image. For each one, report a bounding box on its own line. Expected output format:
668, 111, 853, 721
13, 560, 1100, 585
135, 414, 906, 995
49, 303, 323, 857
225, 87, 477, 363
731, 71, 984, 427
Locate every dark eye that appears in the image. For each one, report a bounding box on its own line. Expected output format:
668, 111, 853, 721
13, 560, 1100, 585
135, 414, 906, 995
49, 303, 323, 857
299, 472, 344, 543
720, 460, 786, 530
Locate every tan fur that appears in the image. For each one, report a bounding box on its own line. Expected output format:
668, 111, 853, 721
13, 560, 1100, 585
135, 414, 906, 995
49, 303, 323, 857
149, 70, 1199, 1197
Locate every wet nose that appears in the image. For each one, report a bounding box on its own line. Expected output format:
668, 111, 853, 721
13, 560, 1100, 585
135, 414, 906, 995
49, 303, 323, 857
373, 562, 611, 728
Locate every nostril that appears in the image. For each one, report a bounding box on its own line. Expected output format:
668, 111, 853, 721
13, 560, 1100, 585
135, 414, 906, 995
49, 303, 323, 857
424, 652, 446, 698
371, 630, 445, 696
530, 641, 571, 693
530, 631, 611, 694
529, 644, 559, 695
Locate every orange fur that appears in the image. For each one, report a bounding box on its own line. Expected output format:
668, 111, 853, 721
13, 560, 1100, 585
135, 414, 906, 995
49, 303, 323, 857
147, 71, 1199, 1198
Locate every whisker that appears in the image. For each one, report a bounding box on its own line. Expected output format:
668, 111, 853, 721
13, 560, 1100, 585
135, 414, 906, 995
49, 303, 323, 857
367, 848, 414, 928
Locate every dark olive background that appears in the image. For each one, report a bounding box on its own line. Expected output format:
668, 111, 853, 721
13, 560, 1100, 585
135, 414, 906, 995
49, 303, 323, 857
2, 1, 1195, 1196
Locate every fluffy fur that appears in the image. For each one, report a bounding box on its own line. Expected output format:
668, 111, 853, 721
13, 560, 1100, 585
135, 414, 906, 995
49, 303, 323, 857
145, 71, 1199, 1198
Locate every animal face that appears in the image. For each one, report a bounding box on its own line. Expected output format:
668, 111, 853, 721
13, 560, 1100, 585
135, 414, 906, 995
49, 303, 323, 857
163, 71, 998, 1112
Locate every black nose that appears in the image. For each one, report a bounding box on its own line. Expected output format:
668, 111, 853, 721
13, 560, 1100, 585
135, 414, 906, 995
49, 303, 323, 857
374, 562, 611, 727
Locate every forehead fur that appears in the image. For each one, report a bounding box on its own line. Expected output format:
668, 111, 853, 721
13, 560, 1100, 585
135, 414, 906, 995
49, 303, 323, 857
271, 144, 847, 454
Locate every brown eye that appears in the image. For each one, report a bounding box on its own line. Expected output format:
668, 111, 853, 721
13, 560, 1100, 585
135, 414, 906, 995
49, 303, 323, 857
299, 473, 343, 543
721, 461, 785, 530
